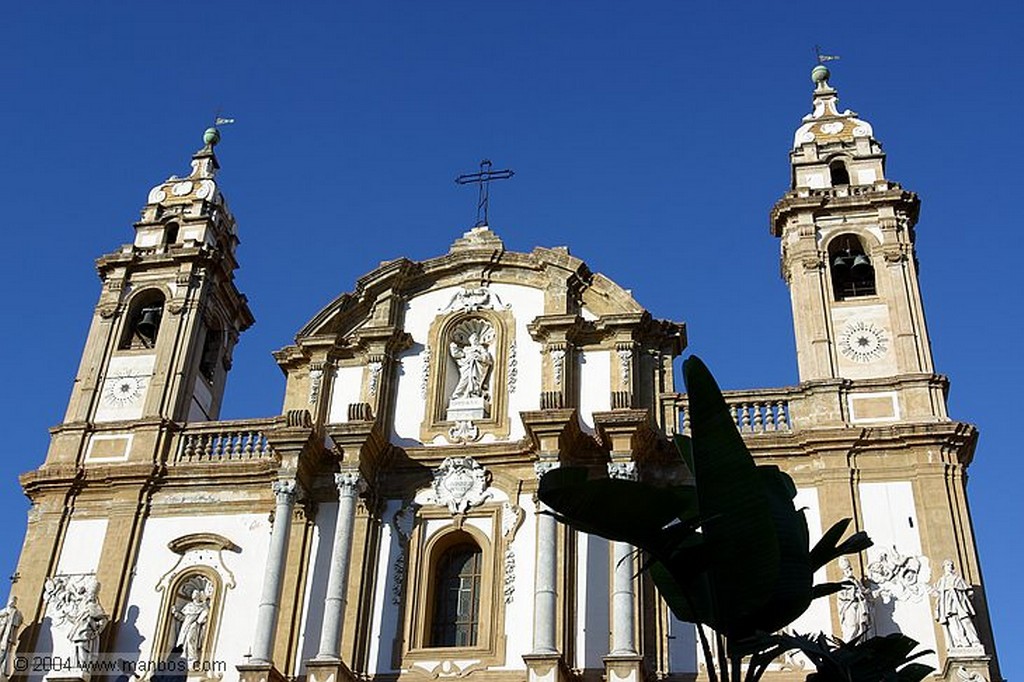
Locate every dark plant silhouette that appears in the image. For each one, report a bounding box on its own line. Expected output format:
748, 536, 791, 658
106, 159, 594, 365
539, 355, 932, 681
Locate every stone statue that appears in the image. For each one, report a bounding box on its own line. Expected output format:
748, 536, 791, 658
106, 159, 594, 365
0, 595, 23, 679
173, 588, 210, 666
934, 559, 982, 650
69, 579, 109, 669
836, 557, 871, 641
449, 333, 492, 400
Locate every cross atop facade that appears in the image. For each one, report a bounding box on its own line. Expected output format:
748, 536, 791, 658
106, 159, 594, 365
455, 159, 515, 227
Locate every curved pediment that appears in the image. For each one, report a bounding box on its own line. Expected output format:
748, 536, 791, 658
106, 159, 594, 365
274, 226, 685, 451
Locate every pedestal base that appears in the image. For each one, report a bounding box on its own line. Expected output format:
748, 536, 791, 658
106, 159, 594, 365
236, 661, 288, 682
522, 653, 570, 682
939, 652, 995, 682
447, 397, 488, 421
304, 658, 357, 682
604, 654, 644, 682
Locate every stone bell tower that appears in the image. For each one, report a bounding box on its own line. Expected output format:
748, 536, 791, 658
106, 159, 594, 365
771, 64, 944, 423
50, 126, 254, 466
10, 128, 256, 671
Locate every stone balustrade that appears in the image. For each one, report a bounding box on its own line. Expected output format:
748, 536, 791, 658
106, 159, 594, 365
667, 387, 797, 437
175, 417, 280, 463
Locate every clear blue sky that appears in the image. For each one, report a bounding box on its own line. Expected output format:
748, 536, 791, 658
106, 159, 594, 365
2, 1, 1020, 673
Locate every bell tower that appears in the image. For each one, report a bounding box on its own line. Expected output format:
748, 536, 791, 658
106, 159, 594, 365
52, 127, 254, 464
771, 65, 944, 421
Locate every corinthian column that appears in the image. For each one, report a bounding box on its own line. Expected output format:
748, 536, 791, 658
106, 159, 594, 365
251, 479, 298, 665
532, 461, 559, 655
607, 462, 637, 656
316, 470, 367, 660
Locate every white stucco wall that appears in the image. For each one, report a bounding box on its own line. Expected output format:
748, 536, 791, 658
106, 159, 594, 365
667, 618, 698, 674
789, 487, 830, 635
328, 366, 365, 423
578, 350, 612, 433
56, 518, 109, 574
293, 502, 337, 674
368, 500, 401, 675
30, 519, 110, 669
390, 284, 544, 446
496, 493, 536, 670
858, 481, 937, 668
575, 531, 610, 670
111, 512, 272, 680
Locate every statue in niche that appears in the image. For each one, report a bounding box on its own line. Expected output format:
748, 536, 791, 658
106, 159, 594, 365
171, 576, 212, 666
68, 579, 109, 669
0, 596, 22, 679
445, 318, 495, 422
450, 333, 493, 400
934, 559, 982, 650
836, 557, 871, 641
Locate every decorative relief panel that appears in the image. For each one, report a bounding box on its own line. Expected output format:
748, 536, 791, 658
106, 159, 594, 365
439, 286, 510, 313
428, 456, 493, 514
391, 502, 418, 606
43, 574, 109, 671
501, 502, 524, 604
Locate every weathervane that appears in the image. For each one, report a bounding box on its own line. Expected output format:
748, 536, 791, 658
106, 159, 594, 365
455, 159, 515, 227
814, 45, 840, 64
202, 111, 236, 147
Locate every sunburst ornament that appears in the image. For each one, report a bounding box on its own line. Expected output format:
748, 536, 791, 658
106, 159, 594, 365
839, 320, 888, 363
102, 372, 146, 406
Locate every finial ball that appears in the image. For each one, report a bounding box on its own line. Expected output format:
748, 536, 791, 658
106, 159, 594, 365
203, 127, 221, 147
811, 64, 830, 84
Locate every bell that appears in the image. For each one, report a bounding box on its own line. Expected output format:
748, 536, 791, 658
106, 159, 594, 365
136, 306, 162, 342
850, 254, 872, 277
832, 255, 849, 270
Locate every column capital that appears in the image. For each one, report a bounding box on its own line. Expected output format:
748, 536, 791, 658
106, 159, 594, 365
534, 460, 560, 480
272, 478, 298, 504
335, 471, 367, 497
607, 461, 638, 481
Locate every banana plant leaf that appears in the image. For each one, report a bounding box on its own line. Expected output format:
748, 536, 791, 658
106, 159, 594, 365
537, 466, 699, 556
767, 632, 934, 682
538, 355, 874, 670
678, 356, 782, 639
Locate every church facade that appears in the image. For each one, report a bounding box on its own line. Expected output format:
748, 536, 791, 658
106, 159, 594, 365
3, 68, 1001, 682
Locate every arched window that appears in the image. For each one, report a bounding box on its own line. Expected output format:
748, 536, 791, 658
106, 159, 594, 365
119, 290, 165, 349
429, 539, 483, 647
164, 222, 179, 248
829, 159, 851, 186
829, 235, 876, 300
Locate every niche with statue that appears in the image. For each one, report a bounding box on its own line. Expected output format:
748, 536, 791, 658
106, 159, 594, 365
421, 297, 515, 444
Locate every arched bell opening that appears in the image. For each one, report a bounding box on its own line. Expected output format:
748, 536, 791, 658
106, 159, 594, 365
829, 158, 851, 186
119, 290, 166, 349
829, 234, 877, 300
